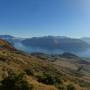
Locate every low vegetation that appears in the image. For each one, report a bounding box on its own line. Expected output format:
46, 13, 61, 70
0, 39, 90, 90
36, 72, 62, 85
0, 73, 33, 90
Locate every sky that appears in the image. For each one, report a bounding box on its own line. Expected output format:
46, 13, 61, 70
0, 0, 90, 38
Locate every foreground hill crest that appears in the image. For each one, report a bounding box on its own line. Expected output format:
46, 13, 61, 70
0, 39, 15, 50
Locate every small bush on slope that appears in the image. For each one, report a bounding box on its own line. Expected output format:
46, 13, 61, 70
36, 72, 62, 85
24, 68, 34, 76
67, 84, 76, 90
0, 73, 33, 90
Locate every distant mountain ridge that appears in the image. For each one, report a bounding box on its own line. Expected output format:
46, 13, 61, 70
0, 35, 90, 57
22, 36, 90, 53
81, 37, 90, 44
0, 35, 24, 42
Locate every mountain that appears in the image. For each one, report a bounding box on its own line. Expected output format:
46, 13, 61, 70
0, 35, 14, 39
0, 35, 24, 44
81, 37, 90, 44
60, 52, 81, 59
0, 39, 90, 90
0, 35, 90, 57
22, 36, 90, 53
0, 35, 15, 44
0, 35, 25, 50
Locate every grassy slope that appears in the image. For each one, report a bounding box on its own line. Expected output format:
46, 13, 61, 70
0, 39, 89, 90
0, 49, 82, 90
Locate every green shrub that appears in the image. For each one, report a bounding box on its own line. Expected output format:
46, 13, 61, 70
67, 84, 76, 90
0, 73, 33, 90
56, 84, 67, 90
36, 73, 62, 85
25, 68, 34, 76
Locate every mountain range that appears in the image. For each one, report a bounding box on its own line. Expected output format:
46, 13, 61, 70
0, 35, 90, 57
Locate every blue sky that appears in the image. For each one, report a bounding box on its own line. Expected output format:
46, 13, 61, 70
0, 0, 90, 38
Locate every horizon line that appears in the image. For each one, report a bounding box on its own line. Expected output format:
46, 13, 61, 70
0, 34, 90, 39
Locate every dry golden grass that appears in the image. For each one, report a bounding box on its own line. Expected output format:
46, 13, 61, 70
0, 39, 89, 90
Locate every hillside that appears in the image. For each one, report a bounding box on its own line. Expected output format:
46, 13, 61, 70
0, 39, 90, 90
0, 39, 15, 50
